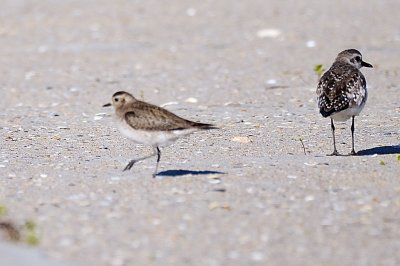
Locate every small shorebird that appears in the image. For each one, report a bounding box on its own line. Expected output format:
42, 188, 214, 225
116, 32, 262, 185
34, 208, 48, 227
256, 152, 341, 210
316, 49, 373, 155
103, 91, 216, 177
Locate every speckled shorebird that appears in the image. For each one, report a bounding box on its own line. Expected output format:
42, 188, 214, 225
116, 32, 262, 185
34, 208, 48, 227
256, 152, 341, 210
316, 49, 373, 156
103, 91, 216, 177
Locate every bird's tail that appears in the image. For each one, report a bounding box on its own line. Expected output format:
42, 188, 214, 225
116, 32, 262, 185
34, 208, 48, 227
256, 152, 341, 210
192, 122, 218, 130
320, 108, 334, 118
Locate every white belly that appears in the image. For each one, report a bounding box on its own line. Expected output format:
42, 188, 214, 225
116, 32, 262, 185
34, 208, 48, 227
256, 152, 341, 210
331, 105, 364, 121
331, 90, 368, 121
118, 121, 197, 147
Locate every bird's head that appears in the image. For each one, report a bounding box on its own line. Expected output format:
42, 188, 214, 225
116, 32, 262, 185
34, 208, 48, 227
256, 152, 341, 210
336, 49, 373, 69
103, 91, 136, 109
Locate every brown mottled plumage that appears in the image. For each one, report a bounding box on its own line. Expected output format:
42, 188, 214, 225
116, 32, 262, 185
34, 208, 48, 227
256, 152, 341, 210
316, 49, 372, 155
121, 99, 214, 131
104, 91, 216, 177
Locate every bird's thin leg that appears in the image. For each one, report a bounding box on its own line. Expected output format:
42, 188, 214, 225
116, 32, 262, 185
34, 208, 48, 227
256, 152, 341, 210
350, 116, 357, 155
123, 150, 157, 171
328, 118, 340, 156
152, 146, 161, 178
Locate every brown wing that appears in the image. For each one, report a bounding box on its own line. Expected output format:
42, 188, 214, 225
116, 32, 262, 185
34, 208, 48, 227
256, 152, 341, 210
124, 101, 215, 131
317, 67, 366, 117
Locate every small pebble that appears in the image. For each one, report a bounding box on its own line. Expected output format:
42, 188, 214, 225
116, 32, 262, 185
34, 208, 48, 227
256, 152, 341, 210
185, 97, 198, 103
208, 178, 221, 184
59, 237, 73, 247
208, 202, 231, 210
304, 195, 315, 202
69, 87, 80, 92
304, 162, 317, 166
359, 205, 373, 212
38, 45, 48, 53
306, 40, 316, 48
186, 8, 197, 16
152, 219, 161, 226
256, 28, 281, 38
25, 71, 36, 80
231, 136, 251, 144
251, 251, 264, 261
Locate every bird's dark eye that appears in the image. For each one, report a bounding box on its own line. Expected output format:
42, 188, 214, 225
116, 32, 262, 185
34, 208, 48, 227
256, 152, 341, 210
355, 56, 361, 61
114, 98, 119, 102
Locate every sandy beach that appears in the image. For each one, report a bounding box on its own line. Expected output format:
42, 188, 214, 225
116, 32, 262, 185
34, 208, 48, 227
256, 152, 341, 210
1, 0, 400, 265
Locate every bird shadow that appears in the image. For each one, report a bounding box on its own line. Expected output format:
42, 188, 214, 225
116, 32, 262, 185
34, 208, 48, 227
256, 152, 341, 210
156, 169, 225, 177
356, 145, 400, 156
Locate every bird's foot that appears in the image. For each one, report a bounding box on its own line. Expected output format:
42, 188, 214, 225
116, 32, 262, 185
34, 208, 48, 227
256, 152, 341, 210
349, 150, 357, 156
327, 150, 340, 156
123, 160, 137, 171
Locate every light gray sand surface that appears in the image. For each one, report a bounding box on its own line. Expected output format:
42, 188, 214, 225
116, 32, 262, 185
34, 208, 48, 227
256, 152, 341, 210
0, 242, 66, 266
1, 1, 400, 265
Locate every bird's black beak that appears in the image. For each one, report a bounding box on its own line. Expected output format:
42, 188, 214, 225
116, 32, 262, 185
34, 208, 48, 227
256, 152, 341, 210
103, 103, 112, 107
361, 61, 373, 68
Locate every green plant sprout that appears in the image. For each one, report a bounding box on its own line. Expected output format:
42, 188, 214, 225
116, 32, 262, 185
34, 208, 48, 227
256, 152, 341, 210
314, 64, 325, 78
0, 205, 7, 217
25, 220, 39, 246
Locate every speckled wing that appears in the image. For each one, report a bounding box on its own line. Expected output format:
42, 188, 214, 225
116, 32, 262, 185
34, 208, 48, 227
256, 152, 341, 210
317, 68, 367, 117
124, 101, 214, 131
